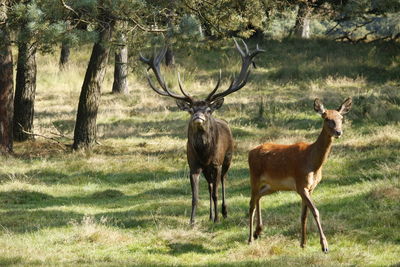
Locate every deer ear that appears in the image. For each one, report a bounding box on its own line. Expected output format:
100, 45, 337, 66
314, 98, 326, 115
176, 100, 191, 112
210, 98, 224, 111
337, 97, 352, 115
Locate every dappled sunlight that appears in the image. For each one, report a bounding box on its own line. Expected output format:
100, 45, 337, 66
1, 39, 399, 265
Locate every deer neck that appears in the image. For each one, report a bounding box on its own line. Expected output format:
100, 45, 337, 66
188, 118, 217, 161
309, 128, 333, 171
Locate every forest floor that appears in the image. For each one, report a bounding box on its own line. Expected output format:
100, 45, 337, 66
0, 38, 399, 266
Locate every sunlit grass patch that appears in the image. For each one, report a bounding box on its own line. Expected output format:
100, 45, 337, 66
1, 39, 399, 265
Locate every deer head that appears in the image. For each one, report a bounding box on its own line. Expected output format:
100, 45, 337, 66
139, 39, 264, 131
314, 97, 352, 138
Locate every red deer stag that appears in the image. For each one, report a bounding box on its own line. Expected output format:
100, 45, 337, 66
140, 40, 264, 224
248, 97, 352, 253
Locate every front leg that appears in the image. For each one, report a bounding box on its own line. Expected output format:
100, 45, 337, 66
300, 199, 309, 248
299, 189, 328, 253
190, 168, 201, 226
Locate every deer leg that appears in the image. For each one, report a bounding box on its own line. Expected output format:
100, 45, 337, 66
299, 189, 328, 253
253, 185, 272, 239
212, 181, 219, 223
221, 170, 227, 218
208, 182, 214, 221
248, 194, 258, 244
253, 199, 264, 239
300, 199, 309, 248
189, 169, 201, 226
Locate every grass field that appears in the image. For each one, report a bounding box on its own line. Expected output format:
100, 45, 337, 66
0, 38, 399, 266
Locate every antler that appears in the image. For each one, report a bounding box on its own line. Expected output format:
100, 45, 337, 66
139, 47, 193, 103
206, 39, 265, 102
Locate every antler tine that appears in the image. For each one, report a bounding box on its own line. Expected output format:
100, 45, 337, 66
233, 38, 245, 58
209, 39, 263, 101
177, 72, 193, 100
206, 69, 222, 102
139, 46, 193, 103
145, 70, 170, 97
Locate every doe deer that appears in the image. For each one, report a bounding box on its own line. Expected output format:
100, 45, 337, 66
248, 97, 352, 253
140, 40, 264, 224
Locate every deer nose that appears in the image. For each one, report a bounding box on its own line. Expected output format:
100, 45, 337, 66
335, 130, 342, 137
192, 113, 205, 124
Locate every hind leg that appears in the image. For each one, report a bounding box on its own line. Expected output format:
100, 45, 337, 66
253, 185, 274, 240
221, 166, 229, 218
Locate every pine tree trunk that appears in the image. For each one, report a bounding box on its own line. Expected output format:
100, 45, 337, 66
59, 41, 70, 70
13, 42, 37, 141
0, 26, 14, 154
72, 15, 114, 150
165, 45, 175, 66
112, 33, 128, 94
293, 2, 312, 39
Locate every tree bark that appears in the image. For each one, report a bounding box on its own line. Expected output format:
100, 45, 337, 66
112, 33, 128, 94
59, 41, 70, 70
0, 26, 14, 154
72, 14, 114, 150
13, 42, 37, 141
165, 45, 175, 66
293, 2, 312, 39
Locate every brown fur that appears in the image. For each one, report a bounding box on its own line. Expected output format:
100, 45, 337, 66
248, 97, 352, 253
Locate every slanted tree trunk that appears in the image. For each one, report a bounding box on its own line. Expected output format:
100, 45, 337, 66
72, 13, 114, 150
0, 6, 14, 154
59, 41, 70, 70
112, 32, 128, 94
293, 2, 312, 39
13, 42, 37, 141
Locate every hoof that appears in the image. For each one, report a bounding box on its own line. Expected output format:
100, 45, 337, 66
248, 238, 253, 244
321, 239, 329, 253
253, 225, 263, 239
222, 206, 228, 218
253, 232, 259, 240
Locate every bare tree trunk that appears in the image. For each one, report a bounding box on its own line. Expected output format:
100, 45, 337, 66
293, 2, 312, 39
165, 0, 175, 66
59, 41, 70, 70
0, 26, 14, 154
13, 42, 37, 141
112, 32, 128, 94
0, 1, 14, 154
72, 13, 114, 150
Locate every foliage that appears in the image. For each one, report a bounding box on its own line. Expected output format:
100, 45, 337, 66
0, 38, 399, 265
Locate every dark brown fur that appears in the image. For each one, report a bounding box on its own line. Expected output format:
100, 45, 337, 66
178, 100, 233, 224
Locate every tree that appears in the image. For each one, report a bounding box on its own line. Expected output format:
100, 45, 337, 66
13, 1, 38, 141
0, 1, 14, 154
293, 1, 313, 38
59, 39, 70, 69
72, 4, 115, 150
112, 22, 128, 94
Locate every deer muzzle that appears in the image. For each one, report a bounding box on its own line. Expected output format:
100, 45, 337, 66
192, 113, 206, 125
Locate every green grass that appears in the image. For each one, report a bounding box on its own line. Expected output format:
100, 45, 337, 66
0, 38, 399, 266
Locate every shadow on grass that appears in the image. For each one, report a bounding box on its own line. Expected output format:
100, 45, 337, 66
24, 168, 184, 185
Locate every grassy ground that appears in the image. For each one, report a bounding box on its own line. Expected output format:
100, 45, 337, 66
0, 38, 399, 266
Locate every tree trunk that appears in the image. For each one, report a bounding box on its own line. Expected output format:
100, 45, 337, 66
13, 42, 37, 141
72, 15, 114, 150
0, 26, 14, 154
59, 41, 70, 70
293, 2, 312, 39
165, 45, 175, 66
112, 33, 128, 94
